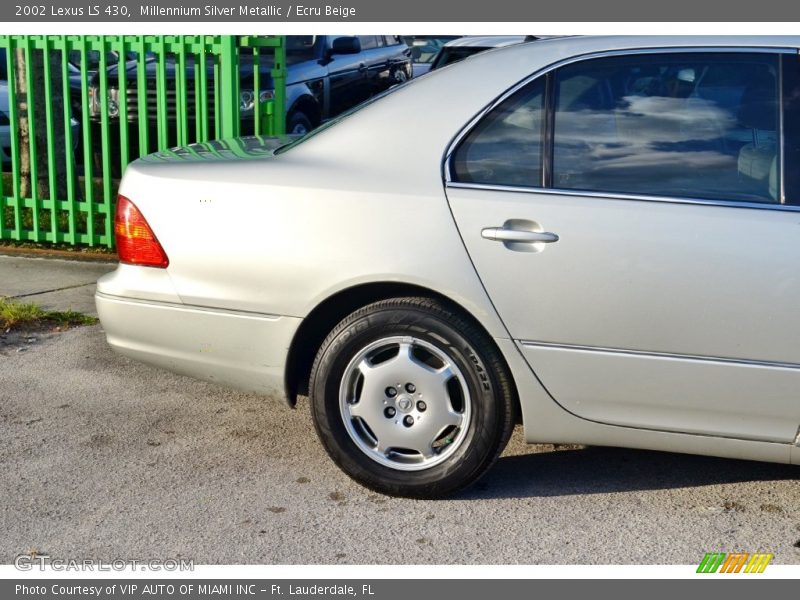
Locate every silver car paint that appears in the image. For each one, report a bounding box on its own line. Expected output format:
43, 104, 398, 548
97, 35, 800, 467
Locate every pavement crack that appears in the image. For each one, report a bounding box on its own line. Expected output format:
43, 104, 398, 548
8, 282, 95, 299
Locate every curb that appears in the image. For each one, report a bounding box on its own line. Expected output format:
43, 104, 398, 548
0, 245, 118, 264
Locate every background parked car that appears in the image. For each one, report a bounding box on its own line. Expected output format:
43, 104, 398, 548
0, 66, 81, 165
68, 49, 139, 73
402, 36, 461, 77
87, 35, 411, 171
428, 35, 529, 71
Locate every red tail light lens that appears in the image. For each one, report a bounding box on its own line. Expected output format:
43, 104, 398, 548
114, 195, 169, 268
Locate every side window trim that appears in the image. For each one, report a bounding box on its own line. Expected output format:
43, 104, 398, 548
542, 71, 554, 188
445, 46, 798, 212
779, 53, 786, 204
781, 53, 800, 206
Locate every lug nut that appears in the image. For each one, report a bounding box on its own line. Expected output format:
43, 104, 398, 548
385, 386, 397, 398
405, 383, 416, 393
403, 415, 414, 427
417, 400, 427, 412
384, 407, 396, 418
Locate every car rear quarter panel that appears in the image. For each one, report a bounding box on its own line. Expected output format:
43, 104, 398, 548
118, 153, 508, 339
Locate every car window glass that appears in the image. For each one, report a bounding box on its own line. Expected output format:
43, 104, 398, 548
358, 36, 380, 50
432, 47, 484, 70
285, 35, 318, 64
553, 52, 781, 203
452, 77, 545, 187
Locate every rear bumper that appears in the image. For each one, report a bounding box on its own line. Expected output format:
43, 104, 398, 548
95, 291, 302, 403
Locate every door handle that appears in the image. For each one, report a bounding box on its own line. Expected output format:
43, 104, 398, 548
481, 227, 559, 244
358, 62, 368, 73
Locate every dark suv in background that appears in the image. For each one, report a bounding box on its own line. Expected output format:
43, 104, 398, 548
278, 35, 411, 133
87, 35, 411, 169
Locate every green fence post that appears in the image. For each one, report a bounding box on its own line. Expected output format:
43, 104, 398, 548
22, 37, 41, 242
78, 36, 94, 245
41, 36, 58, 243
58, 35, 77, 245
136, 35, 149, 159
198, 39, 210, 141
272, 36, 286, 135
218, 35, 239, 138
5, 37, 23, 240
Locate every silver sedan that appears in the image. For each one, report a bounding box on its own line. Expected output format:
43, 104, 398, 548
97, 35, 800, 497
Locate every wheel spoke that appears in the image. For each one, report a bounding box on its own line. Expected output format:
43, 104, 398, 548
419, 444, 436, 460
396, 340, 414, 362
374, 439, 388, 456
443, 409, 463, 429
356, 357, 374, 377
402, 424, 437, 457
436, 365, 455, 385
347, 399, 366, 419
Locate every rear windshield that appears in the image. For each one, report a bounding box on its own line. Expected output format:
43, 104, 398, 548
432, 47, 486, 70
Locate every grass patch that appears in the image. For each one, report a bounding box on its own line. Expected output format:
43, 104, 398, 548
0, 296, 98, 330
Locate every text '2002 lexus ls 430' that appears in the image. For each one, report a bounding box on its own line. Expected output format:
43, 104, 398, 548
97, 35, 800, 498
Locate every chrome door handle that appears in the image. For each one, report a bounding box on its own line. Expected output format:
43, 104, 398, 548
481, 227, 559, 244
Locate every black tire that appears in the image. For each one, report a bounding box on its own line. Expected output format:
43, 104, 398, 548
286, 111, 313, 135
309, 297, 516, 498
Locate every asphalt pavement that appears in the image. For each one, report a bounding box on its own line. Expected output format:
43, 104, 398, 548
2, 255, 800, 564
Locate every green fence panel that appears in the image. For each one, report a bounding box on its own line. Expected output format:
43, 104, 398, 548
0, 34, 285, 249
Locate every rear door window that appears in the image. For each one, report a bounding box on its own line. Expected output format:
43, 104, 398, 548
358, 36, 381, 50
552, 52, 781, 203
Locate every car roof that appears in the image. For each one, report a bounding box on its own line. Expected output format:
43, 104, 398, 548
442, 35, 528, 49
291, 34, 800, 186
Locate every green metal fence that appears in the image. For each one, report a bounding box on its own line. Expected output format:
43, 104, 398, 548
0, 34, 285, 248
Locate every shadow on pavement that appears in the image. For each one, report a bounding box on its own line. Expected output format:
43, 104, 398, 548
459, 446, 797, 500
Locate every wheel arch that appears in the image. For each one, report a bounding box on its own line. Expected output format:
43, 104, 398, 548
287, 92, 322, 128
283, 281, 520, 421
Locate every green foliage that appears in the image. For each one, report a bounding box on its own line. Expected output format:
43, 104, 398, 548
0, 297, 98, 329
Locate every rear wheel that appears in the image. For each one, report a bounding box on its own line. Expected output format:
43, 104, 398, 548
286, 111, 313, 135
309, 297, 515, 498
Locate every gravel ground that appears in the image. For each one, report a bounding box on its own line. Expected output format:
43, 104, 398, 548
2, 324, 800, 565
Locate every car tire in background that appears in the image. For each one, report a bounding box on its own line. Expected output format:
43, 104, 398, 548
309, 297, 516, 498
286, 111, 313, 135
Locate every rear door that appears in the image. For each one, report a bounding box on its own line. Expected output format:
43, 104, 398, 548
327, 36, 369, 116
446, 49, 800, 443
358, 36, 390, 97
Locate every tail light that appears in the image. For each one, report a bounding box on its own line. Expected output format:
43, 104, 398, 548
114, 195, 169, 268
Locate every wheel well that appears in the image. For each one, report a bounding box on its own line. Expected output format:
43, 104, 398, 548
284, 282, 520, 422
288, 95, 322, 128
